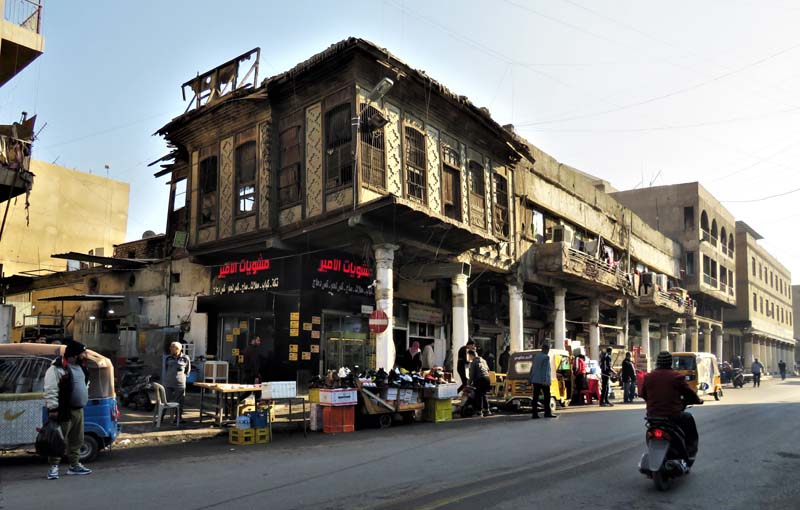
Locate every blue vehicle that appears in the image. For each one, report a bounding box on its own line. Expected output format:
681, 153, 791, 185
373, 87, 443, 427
0, 343, 121, 462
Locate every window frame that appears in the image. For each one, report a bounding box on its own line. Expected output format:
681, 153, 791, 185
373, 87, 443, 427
324, 102, 354, 191
441, 143, 462, 222
198, 154, 219, 227
234, 139, 258, 216
492, 172, 509, 238
278, 125, 303, 208
359, 103, 387, 191
403, 125, 427, 203
468, 159, 486, 229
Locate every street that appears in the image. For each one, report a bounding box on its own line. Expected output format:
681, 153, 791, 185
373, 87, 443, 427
2, 379, 798, 510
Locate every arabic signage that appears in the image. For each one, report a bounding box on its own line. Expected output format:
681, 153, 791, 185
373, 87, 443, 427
408, 303, 443, 326
308, 253, 375, 297
316, 257, 373, 280
217, 254, 271, 279
211, 253, 280, 295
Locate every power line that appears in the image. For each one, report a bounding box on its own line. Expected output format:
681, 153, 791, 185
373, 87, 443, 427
723, 186, 800, 203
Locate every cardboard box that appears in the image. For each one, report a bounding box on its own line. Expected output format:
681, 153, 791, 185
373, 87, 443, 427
382, 388, 399, 401
261, 381, 297, 399
319, 388, 358, 406
423, 383, 458, 399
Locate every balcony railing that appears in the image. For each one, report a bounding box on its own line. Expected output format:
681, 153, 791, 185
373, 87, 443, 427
3, 0, 42, 34
567, 247, 633, 292
702, 273, 718, 288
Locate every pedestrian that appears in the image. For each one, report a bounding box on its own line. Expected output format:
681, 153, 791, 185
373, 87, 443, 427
43, 339, 93, 480
751, 358, 764, 387
421, 342, 435, 371
400, 341, 422, 373
530, 343, 557, 419
778, 359, 786, 381
499, 345, 510, 374
570, 353, 587, 405
486, 351, 496, 372
457, 339, 476, 390
164, 341, 191, 419
600, 347, 618, 406
620, 351, 637, 403
467, 350, 492, 417
243, 336, 264, 384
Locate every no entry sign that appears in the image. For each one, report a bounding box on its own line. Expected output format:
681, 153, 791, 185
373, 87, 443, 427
368, 309, 389, 334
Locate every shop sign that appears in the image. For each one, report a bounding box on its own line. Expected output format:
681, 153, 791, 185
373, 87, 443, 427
211, 277, 280, 295
311, 278, 374, 297
361, 305, 374, 314
408, 303, 443, 326
216, 255, 271, 279
316, 257, 373, 279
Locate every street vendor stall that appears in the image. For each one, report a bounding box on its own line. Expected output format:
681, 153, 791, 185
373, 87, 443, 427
356, 380, 424, 428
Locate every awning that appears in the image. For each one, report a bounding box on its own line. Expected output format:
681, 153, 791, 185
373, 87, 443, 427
38, 295, 126, 302
51, 252, 150, 269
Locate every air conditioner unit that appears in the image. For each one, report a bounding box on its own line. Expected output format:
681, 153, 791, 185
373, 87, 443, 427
551, 225, 574, 245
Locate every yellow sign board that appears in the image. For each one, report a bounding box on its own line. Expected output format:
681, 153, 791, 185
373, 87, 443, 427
301, 352, 311, 360
303, 323, 312, 331
288, 352, 298, 361
289, 344, 299, 353
290, 312, 300, 321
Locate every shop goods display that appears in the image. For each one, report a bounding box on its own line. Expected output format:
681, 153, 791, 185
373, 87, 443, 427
319, 388, 359, 406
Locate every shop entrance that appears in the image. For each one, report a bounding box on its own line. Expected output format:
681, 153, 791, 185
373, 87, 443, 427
218, 314, 274, 382
320, 311, 372, 374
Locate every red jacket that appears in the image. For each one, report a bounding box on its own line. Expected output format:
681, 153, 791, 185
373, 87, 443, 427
640, 368, 702, 417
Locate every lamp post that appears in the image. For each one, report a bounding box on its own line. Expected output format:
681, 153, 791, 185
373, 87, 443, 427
352, 78, 394, 209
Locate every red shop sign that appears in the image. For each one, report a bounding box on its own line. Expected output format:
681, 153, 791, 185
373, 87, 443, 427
217, 255, 271, 279
316, 257, 373, 279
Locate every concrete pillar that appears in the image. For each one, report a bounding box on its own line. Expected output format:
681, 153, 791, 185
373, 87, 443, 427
660, 323, 670, 353
772, 341, 779, 373
616, 308, 626, 346
508, 283, 524, 354
714, 327, 723, 362
702, 324, 712, 353
641, 318, 651, 372
690, 321, 699, 352
451, 273, 469, 386
678, 322, 687, 352
589, 297, 601, 361
743, 336, 753, 372
374, 244, 398, 371
554, 287, 566, 351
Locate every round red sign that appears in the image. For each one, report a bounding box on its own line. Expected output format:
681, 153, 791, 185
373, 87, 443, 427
368, 309, 389, 334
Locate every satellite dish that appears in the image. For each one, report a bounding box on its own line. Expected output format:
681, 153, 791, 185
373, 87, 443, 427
142, 230, 157, 239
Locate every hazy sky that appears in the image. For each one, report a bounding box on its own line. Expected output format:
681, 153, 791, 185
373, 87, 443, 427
3, 0, 799, 282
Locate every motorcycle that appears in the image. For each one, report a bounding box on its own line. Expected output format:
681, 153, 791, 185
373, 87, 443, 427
730, 368, 745, 388
118, 374, 157, 411
638, 403, 702, 491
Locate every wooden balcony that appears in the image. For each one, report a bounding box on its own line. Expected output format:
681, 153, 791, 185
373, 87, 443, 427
534, 242, 632, 295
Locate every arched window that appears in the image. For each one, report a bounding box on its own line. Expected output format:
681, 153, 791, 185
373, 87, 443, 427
720, 227, 727, 251
700, 210, 709, 240
729, 233, 734, 256
710, 219, 718, 246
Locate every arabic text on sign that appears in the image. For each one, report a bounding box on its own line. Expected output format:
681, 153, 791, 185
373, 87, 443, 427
217, 255, 271, 279
316, 258, 373, 279
211, 277, 281, 295
311, 278, 374, 296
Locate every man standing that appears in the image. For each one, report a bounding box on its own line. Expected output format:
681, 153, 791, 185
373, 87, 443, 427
778, 359, 787, 381
751, 358, 764, 387
600, 347, 617, 407
243, 336, 264, 384
570, 354, 587, 405
620, 351, 637, 403
499, 345, 511, 374
43, 339, 93, 480
530, 343, 557, 419
457, 339, 476, 390
467, 350, 492, 417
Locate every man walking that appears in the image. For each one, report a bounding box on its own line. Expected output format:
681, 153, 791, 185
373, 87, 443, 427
43, 339, 93, 480
457, 339, 476, 390
620, 351, 637, 403
600, 347, 617, 406
751, 358, 764, 387
778, 359, 786, 381
467, 350, 492, 417
530, 343, 557, 419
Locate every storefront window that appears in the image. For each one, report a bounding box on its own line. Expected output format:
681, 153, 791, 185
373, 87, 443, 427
321, 313, 373, 372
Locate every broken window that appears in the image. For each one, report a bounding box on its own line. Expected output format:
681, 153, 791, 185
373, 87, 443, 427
493, 173, 509, 237
360, 103, 386, 189
683, 206, 694, 231
700, 210, 709, 240
279, 126, 302, 207
235, 140, 257, 214
441, 144, 461, 221
468, 160, 486, 229
404, 126, 426, 202
324, 103, 353, 189
199, 156, 218, 225
173, 178, 186, 211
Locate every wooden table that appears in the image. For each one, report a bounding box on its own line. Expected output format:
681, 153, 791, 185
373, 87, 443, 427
262, 397, 307, 438
193, 382, 261, 426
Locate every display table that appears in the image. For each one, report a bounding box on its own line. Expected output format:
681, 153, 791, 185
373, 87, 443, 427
194, 382, 261, 426
262, 397, 307, 438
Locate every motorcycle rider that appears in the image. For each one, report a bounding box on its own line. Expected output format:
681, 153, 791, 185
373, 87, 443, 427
640, 351, 703, 458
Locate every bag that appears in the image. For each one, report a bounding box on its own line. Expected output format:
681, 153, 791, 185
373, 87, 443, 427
35, 419, 66, 458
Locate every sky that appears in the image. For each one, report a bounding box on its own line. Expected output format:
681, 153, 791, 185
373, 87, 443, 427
3, 0, 799, 283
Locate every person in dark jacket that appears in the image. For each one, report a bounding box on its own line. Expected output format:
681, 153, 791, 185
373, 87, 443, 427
400, 341, 422, 373
641, 351, 703, 458
599, 347, 618, 407
42, 339, 93, 480
467, 350, 492, 417
457, 339, 476, 389
164, 341, 191, 416
499, 345, 510, 374
621, 351, 637, 403
778, 359, 786, 381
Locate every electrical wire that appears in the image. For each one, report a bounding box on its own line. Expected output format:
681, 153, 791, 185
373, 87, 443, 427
723, 186, 800, 203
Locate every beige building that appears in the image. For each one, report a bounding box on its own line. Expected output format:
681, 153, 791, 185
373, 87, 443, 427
0, 160, 130, 277
726, 222, 794, 372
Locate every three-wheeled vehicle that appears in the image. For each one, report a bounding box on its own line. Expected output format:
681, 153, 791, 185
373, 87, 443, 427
0, 343, 121, 461
491, 349, 573, 413
672, 351, 723, 401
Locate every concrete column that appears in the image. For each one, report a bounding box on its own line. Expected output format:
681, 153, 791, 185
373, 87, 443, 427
743, 336, 753, 372
714, 327, 723, 362
374, 244, 398, 371
660, 323, 670, 353
690, 321, 699, 352
589, 297, 600, 361
451, 273, 469, 387
702, 324, 712, 353
508, 283, 524, 354
772, 341, 779, 373
641, 318, 651, 371
553, 287, 566, 351
678, 322, 687, 352
616, 308, 626, 346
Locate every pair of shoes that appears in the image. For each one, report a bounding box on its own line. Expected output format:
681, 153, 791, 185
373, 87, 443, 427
606, 402, 615, 407
531, 414, 540, 419
66, 463, 92, 476
482, 411, 493, 417
599, 403, 609, 407
47, 465, 59, 480
544, 414, 559, 419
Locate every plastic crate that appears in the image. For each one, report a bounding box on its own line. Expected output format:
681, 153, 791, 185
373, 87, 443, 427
254, 427, 270, 444
246, 411, 269, 428
322, 405, 355, 433
229, 428, 255, 445
423, 398, 453, 423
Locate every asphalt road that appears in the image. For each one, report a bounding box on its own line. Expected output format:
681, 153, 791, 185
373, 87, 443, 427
2, 378, 799, 510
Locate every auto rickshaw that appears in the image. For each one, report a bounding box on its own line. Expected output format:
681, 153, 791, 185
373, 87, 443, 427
671, 351, 723, 401
490, 348, 573, 413
0, 343, 121, 461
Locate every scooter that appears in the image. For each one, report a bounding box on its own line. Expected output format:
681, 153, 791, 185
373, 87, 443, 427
638, 403, 702, 491
118, 374, 157, 411
730, 368, 745, 388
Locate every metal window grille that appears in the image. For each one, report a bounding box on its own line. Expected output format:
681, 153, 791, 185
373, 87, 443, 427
468, 160, 485, 229
493, 173, 509, 237
325, 103, 353, 189
279, 127, 302, 206
236, 141, 257, 214
199, 156, 218, 225
360, 104, 386, 189
404, 127, 426, 202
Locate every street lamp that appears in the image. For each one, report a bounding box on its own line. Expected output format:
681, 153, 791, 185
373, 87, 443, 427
353, 78, 395, 208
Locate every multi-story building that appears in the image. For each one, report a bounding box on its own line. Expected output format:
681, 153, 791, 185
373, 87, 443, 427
725, 221, 794, 373
793, 285, 799, 372
612, 183, 737, 360
0, 0, 44, 207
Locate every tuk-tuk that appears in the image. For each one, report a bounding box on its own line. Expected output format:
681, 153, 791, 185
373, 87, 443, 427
0, 343, 121, 461
671, 351, 723, 401
491, 349, 573, 413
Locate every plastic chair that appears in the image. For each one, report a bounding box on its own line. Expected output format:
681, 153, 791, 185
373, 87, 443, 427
152, 382, 181, 428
